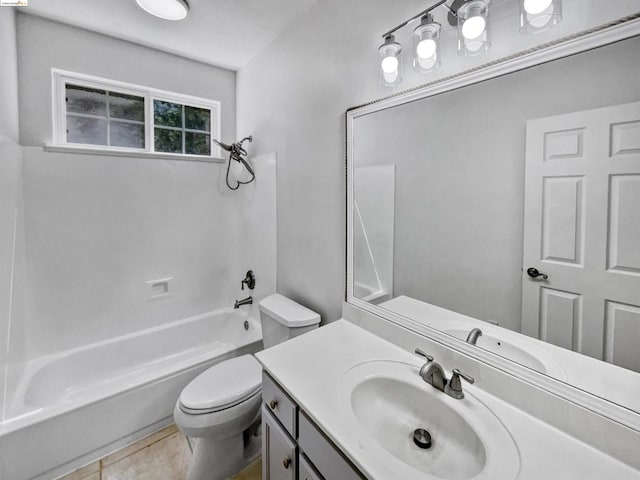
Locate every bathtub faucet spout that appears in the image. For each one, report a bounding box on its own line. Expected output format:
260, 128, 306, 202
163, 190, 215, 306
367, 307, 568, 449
234, 296, 253, 309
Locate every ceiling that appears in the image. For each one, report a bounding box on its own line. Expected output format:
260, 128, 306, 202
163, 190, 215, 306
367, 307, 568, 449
21, 0, 319, 70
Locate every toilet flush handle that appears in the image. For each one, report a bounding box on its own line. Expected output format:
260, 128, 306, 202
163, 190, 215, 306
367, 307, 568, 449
269, 399, 278, 410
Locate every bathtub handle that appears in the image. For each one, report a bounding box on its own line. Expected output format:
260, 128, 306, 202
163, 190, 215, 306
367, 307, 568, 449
241, 270, 256, 290
283, 457, 291, 469
269, 399, 278, 410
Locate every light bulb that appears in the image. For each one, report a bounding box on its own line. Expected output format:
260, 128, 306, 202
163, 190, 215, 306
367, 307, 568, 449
417, 56, 437, 70
524, 0, 553, 15
462, 15, 486, 39
416, 39, 437, 59
382, 69, 399, 84
381, 55, 399, 74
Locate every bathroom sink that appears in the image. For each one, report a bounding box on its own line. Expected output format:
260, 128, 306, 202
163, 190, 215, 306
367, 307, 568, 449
338, 361, 520, 480
445, 329, 566, 379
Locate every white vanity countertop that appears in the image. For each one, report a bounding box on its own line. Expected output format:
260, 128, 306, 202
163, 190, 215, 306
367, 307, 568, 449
256, 319, 640, 480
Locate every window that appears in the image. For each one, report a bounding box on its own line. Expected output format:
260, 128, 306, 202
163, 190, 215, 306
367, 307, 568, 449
153, 100, 211, 155
65, 85, 146, 148
52, 70, 220, 158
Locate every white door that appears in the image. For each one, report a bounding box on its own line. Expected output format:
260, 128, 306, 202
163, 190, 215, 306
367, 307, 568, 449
522, 101, 640, 371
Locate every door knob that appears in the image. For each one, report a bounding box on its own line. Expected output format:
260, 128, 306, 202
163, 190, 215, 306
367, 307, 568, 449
527, 267, 548, 280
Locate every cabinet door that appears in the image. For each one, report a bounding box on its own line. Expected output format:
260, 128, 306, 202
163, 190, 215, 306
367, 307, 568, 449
299, 454, 324, 480
298, 412, 364, 480
262, 406, 296, 480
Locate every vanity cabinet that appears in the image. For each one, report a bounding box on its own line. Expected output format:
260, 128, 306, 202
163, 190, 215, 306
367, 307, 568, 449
262, 372, 364, 480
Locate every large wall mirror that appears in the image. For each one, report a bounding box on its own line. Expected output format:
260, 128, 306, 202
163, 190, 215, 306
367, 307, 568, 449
347, 20, 640, 424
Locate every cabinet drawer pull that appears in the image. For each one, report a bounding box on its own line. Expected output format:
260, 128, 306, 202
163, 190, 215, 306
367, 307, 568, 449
283, 457, 291, 469
269, 399, 278, 410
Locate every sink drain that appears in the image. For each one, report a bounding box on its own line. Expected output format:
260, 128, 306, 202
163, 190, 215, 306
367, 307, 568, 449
413, 428, 432, 449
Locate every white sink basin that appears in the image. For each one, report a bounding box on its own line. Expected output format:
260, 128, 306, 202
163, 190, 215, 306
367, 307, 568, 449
445, 329, 566, 379
338, 361, 520, 480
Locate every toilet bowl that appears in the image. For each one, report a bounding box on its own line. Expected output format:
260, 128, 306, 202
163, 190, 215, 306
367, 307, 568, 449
174, 294, 320, 480
174, 355, 263, 480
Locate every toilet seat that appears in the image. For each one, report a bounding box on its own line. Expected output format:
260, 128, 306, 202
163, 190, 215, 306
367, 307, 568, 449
179, 355, 262, 415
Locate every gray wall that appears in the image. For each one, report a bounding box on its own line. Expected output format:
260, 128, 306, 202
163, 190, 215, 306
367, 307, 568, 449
354, 36, 640, 331
17, 13, 236, 147
236, 0, 640, 324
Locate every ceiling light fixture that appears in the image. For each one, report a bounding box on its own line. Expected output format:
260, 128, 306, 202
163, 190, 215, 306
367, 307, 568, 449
378, 0, 563, 87
136, 0, 189, 21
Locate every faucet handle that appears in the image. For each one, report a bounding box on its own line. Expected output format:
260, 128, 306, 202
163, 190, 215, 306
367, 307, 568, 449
414, 348, 434, 362
445, 368, 475, 399
241, 270, 255, 291
452, 369, 474, 384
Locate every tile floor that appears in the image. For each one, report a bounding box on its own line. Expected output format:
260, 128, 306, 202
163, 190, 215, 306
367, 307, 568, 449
59, 424, 261, 480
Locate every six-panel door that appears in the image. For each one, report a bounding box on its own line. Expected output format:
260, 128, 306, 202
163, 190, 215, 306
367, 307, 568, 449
522, 101, 640, 372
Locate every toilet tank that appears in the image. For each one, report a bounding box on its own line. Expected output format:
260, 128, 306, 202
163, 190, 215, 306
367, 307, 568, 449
258, 294, 321, 348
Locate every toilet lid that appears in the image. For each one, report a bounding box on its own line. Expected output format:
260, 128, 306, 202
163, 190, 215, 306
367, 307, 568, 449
180, 355, 262, 412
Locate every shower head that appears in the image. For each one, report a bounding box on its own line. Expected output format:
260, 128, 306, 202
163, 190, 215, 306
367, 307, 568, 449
213, 136, 252, 155
212, 139, 233, 152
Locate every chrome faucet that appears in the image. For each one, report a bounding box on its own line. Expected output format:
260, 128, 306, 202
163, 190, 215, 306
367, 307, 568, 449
466, 328, 483, 345
234, 296, 253, 309
415, 349, 447, 392
414, 349, 475, 399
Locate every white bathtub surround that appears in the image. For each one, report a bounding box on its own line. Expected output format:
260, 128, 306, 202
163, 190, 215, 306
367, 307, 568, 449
0, 8, 25, 426
257, 319, 640, 479
0, 308, 262, 480
6, 15, 274, 371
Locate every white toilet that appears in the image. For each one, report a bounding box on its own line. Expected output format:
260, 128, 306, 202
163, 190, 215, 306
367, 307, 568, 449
174, 294, 321, 480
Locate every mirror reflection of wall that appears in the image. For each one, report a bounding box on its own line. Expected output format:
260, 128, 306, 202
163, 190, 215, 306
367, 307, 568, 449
353, 166, 395, 304
352, 34, 640, 390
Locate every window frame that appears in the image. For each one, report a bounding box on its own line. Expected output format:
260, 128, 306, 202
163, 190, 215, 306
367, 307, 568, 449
51, 69, 222, 159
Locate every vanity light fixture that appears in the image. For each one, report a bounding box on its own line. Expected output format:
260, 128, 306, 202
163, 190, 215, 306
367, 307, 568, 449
378, 0, 562, 86
136, 0, 189, 21
520, 0, 562, 34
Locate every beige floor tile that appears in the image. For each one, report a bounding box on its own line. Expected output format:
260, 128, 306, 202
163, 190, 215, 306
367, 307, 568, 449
102, 424, 179, 466
102, 431, 191, 480
58, 460, 100, 480
232, 457, 262, 480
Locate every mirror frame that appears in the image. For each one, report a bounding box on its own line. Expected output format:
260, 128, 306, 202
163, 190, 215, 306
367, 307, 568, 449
346, 14, 640, 431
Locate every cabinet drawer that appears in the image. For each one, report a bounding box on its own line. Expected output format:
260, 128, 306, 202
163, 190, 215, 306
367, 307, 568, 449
262, 406, 296, 480
299, 454, 324, 480
262, 372, 298, 437
298, 412, 364, 480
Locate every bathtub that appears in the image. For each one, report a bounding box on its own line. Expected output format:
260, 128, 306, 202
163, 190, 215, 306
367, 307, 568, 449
0, 307, 262, 480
